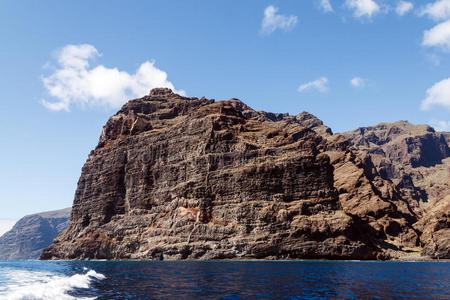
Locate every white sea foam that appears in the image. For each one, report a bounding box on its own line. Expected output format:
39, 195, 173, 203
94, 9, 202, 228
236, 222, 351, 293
0, 268, 105, 300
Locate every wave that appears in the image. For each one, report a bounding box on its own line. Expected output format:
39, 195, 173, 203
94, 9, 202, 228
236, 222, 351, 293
0, 268, 105, 300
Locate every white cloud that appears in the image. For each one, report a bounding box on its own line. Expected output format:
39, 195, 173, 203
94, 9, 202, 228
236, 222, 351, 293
421, 78, 450, 110
261, 5, 298, 35
419, 0, 450, 21
58, 44, 99, 70
422, 20, 450, 51
429, 119, 450, 131
41, 44, 184, 111
345, 0, 380, 18
319, 0, 334, 13
350, 76, 366, 87
0, 219, 16, 237
396, 1, 413, 16
298, 77, 329, 93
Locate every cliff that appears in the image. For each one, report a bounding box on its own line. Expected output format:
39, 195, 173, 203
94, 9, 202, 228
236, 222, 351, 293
0, 208, 71, 260
341, 121, 450, 258
41, 89, 449, 260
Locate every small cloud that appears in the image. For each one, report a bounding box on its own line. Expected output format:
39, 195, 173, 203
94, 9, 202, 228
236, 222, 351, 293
422, 20, 450, 51
429, 119, 450, 131
350, 76, 367, 88
298, 77, 329, 93
426, 53, 441, 66
421, 77, 450, 110
345, 0, 380, 19
319, 0, 334, 13
42, 61, 52, 69
261, 5, 298, 35
418, 0, 450, 21
41, 44, 184, 112
41, 99, 72, 112
396, 1, 413, 16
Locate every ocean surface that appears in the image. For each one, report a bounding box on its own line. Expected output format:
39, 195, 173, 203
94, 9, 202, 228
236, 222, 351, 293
0, 261, 448, 299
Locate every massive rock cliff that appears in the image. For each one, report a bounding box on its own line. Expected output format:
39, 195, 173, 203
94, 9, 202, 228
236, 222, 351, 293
0, 208, 71, 260
341, 122, 450, 258
41, 89, 449, 260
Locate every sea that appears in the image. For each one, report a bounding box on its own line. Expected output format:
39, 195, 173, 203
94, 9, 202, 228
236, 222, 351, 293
0, 260, 448, 299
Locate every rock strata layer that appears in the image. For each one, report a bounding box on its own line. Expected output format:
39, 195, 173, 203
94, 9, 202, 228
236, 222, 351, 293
0, 208, 71, 260
41, 89, 449, 260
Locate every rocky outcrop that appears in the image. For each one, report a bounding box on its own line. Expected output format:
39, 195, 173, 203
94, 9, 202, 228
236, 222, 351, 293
440, 132, 450, 145
341, 122, 450, 259
227, 100, 332, 136
0, 208, 71, 260
41, 89, 449, 260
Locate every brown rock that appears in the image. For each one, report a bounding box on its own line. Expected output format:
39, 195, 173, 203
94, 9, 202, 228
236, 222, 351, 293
341, 121, 450, 258
41, 89, 449, 260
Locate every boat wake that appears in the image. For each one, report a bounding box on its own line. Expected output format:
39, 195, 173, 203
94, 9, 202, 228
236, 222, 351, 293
0, 267, 105, 300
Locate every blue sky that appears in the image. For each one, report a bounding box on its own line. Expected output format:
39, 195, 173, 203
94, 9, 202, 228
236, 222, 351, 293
0, 0, 450, 221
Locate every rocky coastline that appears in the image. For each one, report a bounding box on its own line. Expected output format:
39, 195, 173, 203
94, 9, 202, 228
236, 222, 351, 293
41, 89, 449, 261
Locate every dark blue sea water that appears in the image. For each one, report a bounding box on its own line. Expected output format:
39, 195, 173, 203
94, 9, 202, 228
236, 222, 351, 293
0, 261, 448, 299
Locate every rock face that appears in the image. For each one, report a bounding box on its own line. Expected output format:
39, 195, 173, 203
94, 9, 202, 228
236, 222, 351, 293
0, 208, 71, 260
341, 122, 450, 259
41, 89, 449, 260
